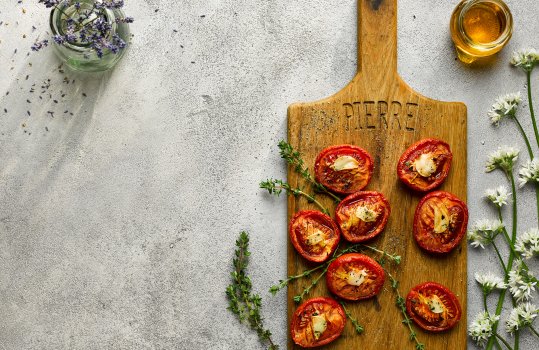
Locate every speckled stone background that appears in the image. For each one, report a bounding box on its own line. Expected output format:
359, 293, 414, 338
0, 0, 538, 349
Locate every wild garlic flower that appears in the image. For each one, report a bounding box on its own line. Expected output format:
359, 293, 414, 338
515, 228, 539, 259
467, 219, 504, 249
484, 186, 510, 207
469, 311, 500, 347
508, 260, 537, 303
488, 92, 522, 126
505, 303, 538, 334
475, 272, 506, 295
485, 146, 520, 172
510, 48, 539, 72
518, 159, 539, 187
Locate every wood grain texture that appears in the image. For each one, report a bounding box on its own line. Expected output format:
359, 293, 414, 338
286, 0, 467, 349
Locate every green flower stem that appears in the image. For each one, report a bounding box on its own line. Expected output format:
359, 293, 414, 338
530, 326, 539, 338
522, 70, 539, 225
508, 171, 518, 244
536, 185, 539, 227
497, 213, 538, 284
496, 208, 527, 265
487, 171, 519, 350
495, 333, 514, 350
527, 70, 539, 149
513, 116, 534, 159
482, 293, 504, 350
495, 337, 503, 350
514, 331, 519, 350
491, 241, 508, 274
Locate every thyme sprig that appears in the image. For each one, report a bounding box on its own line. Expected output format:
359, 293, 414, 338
340, 301, 365, 335
260, 178, 330, 216
269, 243, 401, 303
278, 141, 341, 203
387, 272, 425, 350
293, 264, 331, 303
226, 232, 279, 350
269, 263, 326, 296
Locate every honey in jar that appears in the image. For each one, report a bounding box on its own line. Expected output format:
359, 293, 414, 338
450, 0, 513, 63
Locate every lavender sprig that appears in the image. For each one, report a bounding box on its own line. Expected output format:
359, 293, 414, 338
34, 0, 134, 58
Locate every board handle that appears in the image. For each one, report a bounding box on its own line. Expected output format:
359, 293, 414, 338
357, 0, 398, 79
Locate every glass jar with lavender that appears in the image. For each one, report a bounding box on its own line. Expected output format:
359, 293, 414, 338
47, 0, 132, 72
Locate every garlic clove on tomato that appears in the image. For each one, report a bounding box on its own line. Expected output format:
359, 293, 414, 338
330, 155, 359, 171
413, 153, 437, 178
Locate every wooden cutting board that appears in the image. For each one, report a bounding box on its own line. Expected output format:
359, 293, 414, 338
286, 0, 467, 349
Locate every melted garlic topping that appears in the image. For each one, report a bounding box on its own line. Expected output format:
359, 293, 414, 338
413, 153, 437, 177
433, 203, 450, 233
311, 314, 327, 340
330, 155, 359, 171
305, 229, 327, 247
346, 269, 368, 286
355, 205, 379, 222
426, 295, 445, 314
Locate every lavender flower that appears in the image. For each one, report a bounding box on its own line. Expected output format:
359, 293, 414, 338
31, 39, 49, 51
35, 0, 134, 59
38, 0, 66, 8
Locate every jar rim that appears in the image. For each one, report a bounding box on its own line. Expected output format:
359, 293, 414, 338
457, 0, 513, 50
49, 1, 120, 51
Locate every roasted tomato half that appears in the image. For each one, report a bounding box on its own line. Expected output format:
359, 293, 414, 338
326, 253, 385, 301
291, 297, 346, 348
289, 210, 341, 263
406, 282, 462, 332
314, 145, 374, 195
335, 191, 391, 243
397, 138, 452, 192
413, 191, 468, 254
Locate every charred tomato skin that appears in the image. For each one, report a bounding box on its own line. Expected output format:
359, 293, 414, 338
413, 191, 468, 254
326, 253, 385, 301
291, 297, 346, 348
406, 282, 462, 332
397, 138, 453, 192
335, 191, 391, 243
314, 144, 374, 195
289, 210, 341, 263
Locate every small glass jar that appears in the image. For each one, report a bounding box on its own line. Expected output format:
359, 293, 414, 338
450, 0, 513, 63
49, 0, 131, 72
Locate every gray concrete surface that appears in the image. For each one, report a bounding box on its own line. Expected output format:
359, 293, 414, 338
0, 0, 538, 349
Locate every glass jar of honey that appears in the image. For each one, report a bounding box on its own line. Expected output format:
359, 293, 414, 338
450, 0, 513, 63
